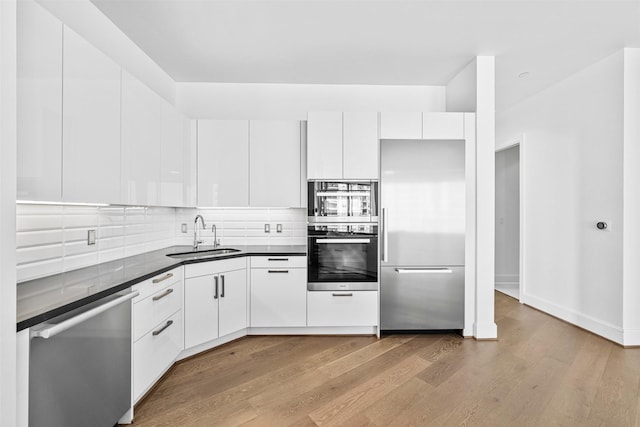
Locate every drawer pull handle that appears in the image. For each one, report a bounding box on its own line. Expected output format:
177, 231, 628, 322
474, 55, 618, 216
152, 272, 174, 284
152, 288, 174, 301
152, 320, 173, 336
268, 258, 289, 261
214, 276, 219, 299
332, 293, 353, 297
268, 270, 289, 274
221, 275, 225, 298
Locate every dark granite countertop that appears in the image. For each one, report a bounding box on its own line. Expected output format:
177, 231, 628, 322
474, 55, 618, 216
17, 245, 307, 332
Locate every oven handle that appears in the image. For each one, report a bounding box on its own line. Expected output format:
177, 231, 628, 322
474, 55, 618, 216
30, 291, 139, 339
316, 239, 371, 244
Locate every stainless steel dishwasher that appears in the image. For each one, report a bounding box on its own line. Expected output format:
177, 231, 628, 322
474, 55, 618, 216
29, 290, 138, 427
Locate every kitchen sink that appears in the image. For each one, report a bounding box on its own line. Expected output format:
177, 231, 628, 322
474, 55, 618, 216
167, 248, 241, 259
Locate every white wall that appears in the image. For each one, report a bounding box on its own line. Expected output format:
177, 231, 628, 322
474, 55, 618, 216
0, 0, 17, 424
446, 60, 477, 112
176, 82, 445, 120
623, 48, 640, 345
497, 51, 624, 342
495, 145, 520, 285
36, 0, 175, 104
474, 56, 498, 339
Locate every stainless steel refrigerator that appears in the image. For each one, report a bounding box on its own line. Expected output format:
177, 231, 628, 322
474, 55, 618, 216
380, 139, 465, 331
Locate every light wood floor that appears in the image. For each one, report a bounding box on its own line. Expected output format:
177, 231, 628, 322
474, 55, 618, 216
128, 293, 640, 426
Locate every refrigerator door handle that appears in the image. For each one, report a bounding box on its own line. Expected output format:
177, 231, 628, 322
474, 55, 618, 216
382, 208, 388, 262
395, 268, 453, 274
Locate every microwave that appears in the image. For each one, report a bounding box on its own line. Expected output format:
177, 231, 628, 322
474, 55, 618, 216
307, 181, 378, 223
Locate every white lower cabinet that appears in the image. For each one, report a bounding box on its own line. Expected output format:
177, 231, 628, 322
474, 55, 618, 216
307, 291, 378, 327
184, 258, 247, 349
132, 268, 184, 402
133, 311, 182, 401
250, 256, 307, 327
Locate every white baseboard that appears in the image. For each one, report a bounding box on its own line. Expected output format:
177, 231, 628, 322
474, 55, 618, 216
521, 292, 624, 344
623, 329, 640, 346
248, 326, 377, 335
474, 322, 498, 339
178, 329, 247, 361
495, 274, 519, 286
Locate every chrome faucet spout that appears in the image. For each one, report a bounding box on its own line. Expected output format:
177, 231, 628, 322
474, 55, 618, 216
193, 215, 206, 249
212, 224, 219, 248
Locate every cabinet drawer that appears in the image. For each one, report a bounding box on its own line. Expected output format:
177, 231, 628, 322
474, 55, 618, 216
185, 257, 246, 279
251, 255, 306, 269
133, 310, 182, 401
307, 291, 378, 327
250, 267, 307, 327
133, 280, 183, 341
132, 267, 183, 303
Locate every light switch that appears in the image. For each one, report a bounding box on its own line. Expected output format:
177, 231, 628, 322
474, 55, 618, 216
264, 224, 270, 233
181, 223, 187, 233
276, 224, 283, 233
87, 229, 96, 245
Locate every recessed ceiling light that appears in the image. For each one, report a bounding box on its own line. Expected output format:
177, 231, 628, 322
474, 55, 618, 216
518, 72, 530, 79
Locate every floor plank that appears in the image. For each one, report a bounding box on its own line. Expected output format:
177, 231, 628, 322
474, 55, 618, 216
126, 292, 640, 426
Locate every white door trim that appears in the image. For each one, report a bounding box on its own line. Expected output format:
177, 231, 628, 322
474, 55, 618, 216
495, 134, 525, 303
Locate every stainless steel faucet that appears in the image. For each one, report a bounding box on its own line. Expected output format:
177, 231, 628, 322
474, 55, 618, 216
211, 224, 220, 248
193, 215, 206, 249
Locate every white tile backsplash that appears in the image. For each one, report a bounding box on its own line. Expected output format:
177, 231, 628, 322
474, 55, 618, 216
175, 207, 307, 247
16, 204, 177, 282
17, 204, 307, 282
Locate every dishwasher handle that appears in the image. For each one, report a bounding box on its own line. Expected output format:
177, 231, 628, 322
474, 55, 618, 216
30, 291, 139, 339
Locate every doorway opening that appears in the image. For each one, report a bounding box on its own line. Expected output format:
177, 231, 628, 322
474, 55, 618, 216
495, 144, 520, 300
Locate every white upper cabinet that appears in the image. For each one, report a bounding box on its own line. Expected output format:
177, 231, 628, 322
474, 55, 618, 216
183, 119, 197, 207
422, 112, 465, 140
160, 100, 184, 207
62, 26, 121, 204
379, 112, 422, 140
307, 112, 343, 180
308, 112, 379, 180
249, 120, 301, 207
343, 112, 379, 179
17, 0, 63, 202
121, 70, 162, 206
197, 120, 249, 207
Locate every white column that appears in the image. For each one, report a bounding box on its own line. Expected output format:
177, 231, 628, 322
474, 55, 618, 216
0, 0, 18, 424
474, 56, 498, 339
623, 48, 640, 346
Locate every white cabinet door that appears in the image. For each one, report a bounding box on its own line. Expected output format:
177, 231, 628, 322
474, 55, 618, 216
343, 112, 379, 179
307, 291, 378, 327
184, 275, 219, 348
160, 101, 184, 207
218, 269, 248, 337
121, 70, 162, 206
250, 268, 307, 327
197, 120, 249, 207
379, 112, 422, 140
249, 120, 301, 207
183, 119, 197, 207
62, 27, 121, 204
17, 0, 63, 202
422, 112, 464, 140
307, 112, 343, 179
133, 310, 182, 402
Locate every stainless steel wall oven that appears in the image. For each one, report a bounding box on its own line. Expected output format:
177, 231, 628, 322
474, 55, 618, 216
307, 223, 378, 291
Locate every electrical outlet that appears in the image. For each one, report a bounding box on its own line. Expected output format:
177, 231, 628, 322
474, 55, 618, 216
87, 229, 96, 245
264, 224, 270, 233
276, 224, 283, 233
181, 223, 187, 233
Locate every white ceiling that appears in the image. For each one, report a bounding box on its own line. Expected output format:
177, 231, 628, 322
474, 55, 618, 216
92, 0, 640, 110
